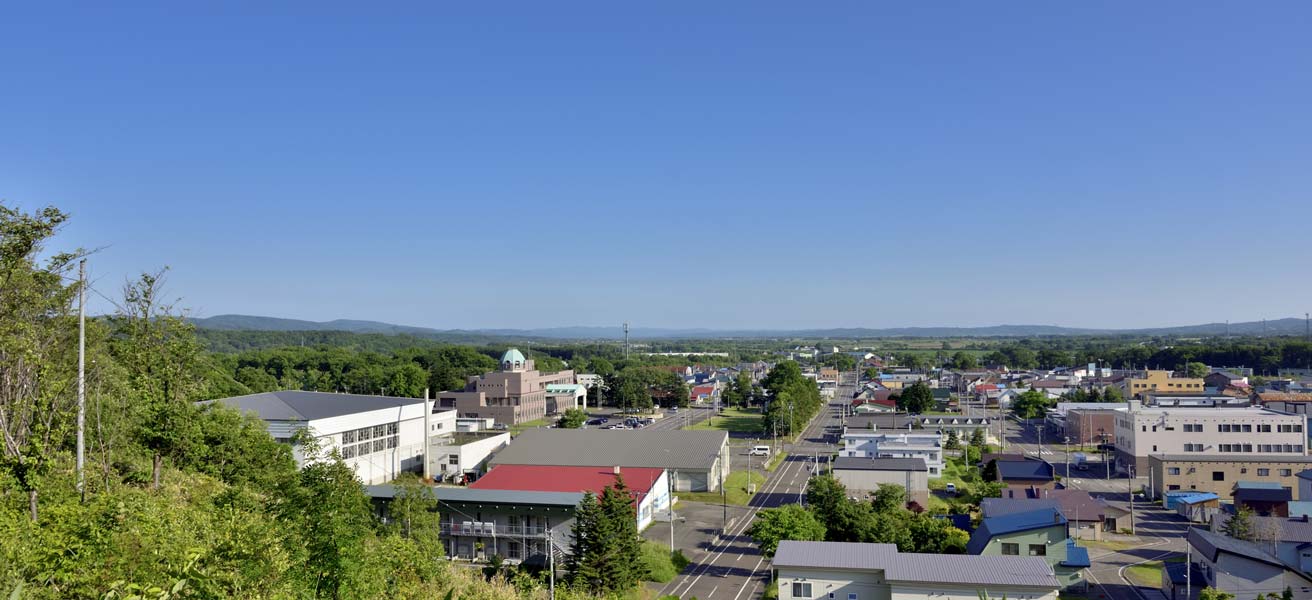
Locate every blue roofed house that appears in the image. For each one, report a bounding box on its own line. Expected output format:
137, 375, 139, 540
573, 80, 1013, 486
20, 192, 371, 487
967, 507, 1088, 590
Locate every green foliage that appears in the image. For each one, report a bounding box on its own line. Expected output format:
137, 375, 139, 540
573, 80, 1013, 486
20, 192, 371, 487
565, 474, 646, 594
748, 504, 827, 557
897, 381, 934, 414
639, 542, 688, 583
1010, 390, 1051, 420
556, 408, 588, 429
823, 353, 857, 371
1223, 505, 1255, 541
871, 483, 906, 513
1200, 587, 1236, 600
762, 362, 823, 437
1185, 361, 1209, 378
944, 430, 960, 450
951, 351, 978, 370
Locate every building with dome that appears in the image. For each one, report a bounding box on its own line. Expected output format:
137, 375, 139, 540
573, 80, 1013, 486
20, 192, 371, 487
436, 348, 576, 426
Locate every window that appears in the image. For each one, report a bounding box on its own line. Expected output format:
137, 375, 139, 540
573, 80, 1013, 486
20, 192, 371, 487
792, 582, 813, 598
1167, 467, 1181, 475
1029, 544, 1047, 556
1259, 469, 1270, 476
507, 541, 521, 560
1001, 543, 1020, 555
343, 430, 356, 444
374, 439, 385, 453
1212, 471, 1225, 481
1259, 424, 1272, 433
448, 454, 459, 465
1281, 469, 1293, 477
1243, 424, 1253, 432
848, 595, 858, 600
342, 445, 357, 459
1168, 484, 1181, 490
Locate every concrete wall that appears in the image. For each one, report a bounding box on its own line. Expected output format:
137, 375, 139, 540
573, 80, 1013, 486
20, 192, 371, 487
1150, 455, 1312, 498
428, 431, 511, 482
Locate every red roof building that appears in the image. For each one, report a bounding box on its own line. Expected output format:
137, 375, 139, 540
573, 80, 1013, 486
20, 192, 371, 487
471, 464, 665, 502
690, 385, 717, 401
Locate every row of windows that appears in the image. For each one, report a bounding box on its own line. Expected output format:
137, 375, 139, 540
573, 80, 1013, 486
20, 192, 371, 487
1000, 542, 1047, 556
1167, 467, 1294, 477
1180, 443, 1304, 453
340, 435, 398, 459
341, 422, 399, 445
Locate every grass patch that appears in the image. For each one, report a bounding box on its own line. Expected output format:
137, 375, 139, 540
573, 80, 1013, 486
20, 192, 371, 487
1080, 539, 1143, 552
679, 470, 767, 505
640, 541, 689, 583
685, 407, 764, 434
765, 451, 789, 472
509, 417, 551, 436
1124, 556, 1184, 588
763, 581, 778, 600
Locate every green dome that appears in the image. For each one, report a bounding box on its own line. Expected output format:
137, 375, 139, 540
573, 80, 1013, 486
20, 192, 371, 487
501, 348, 527, 368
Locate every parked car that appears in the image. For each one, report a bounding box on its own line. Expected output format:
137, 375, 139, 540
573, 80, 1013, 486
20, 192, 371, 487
748, 445, 770, 457
945, 483, 957, 495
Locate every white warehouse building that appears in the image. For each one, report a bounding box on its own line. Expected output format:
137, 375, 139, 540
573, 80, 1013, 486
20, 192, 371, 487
839, 430, 945, 477
213, 390, 457, 484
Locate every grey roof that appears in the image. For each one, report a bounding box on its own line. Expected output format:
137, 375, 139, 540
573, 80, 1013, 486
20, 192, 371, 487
489, 429, 728, 471
1188, 527, 1283, 568
1213, 514, 1312, 544
773, 541, 1059, 588
1150, 454, 1312, 465
211, 390, 426, 421
366, 484, 583, 507
833, 457, 928, 472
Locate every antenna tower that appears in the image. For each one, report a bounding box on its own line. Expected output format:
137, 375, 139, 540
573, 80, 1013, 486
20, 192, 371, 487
623, 322, 630, 359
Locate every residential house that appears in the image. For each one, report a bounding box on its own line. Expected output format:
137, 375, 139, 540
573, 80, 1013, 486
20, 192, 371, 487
1188, 527, 1312, 599
771, 540, 1060, 600
211, 390, 455, 485
846, 413, 916, 431
966, 508, 1087, 590
1211, 513, 1312, 576
982, 490, 1118, 540
1233, 481, 1294, 517
1206, 370, 1250, 391
981, 456, 1055, 490
1114, 401, 1307, 475
487, 429, 729, 492
689, 384, 718, 404
831, 457, 929, 507
470, 464, 670, 531
1149, 454, 1312, 499
919, 416, 991, 442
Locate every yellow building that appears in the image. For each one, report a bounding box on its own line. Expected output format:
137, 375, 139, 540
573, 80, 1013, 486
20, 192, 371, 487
1121, 370, 1203, 399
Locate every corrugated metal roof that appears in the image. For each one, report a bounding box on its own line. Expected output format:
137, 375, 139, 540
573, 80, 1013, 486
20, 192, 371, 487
968, 508, 1066, 554
488, 429, 727, 471
1189, 527, 1283, 568
772, 541, 1059, 588
366, 484, 584, 507
211, 390, 428, 421
832, 457, 927, 472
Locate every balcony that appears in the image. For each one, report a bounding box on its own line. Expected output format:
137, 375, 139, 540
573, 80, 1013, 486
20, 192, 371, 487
441, 523, 548, 537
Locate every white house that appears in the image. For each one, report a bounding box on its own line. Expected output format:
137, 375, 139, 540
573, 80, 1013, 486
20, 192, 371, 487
772, 540, 1059, 600
428, 431, 511, 483
212, 390, 456, 484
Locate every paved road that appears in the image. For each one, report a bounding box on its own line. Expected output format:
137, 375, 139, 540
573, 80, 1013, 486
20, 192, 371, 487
654, 401, 845, 600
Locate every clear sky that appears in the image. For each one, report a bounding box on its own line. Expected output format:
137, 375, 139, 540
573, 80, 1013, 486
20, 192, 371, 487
3, 3, 1310, 330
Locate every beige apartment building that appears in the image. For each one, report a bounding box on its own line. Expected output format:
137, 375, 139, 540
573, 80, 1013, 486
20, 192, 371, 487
1113, 401, 1307, 474
1148, 454, 1312, 499
436, 349, 575, 426
1120, 370, 1204, 399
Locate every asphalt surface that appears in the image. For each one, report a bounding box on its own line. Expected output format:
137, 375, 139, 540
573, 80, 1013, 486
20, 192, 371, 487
653, 396, 846, 600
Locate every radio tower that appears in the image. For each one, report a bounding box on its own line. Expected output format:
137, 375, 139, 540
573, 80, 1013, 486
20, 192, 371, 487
623, 322, 630, 360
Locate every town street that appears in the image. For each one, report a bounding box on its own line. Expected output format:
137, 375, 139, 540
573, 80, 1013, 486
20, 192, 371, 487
651, 398, 845, 600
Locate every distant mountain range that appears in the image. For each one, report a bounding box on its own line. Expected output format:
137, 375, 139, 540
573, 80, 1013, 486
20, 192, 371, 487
187, 314, 1311, 340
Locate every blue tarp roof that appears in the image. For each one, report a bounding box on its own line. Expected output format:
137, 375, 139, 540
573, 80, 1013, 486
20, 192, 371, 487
1177, 493, 1220, 504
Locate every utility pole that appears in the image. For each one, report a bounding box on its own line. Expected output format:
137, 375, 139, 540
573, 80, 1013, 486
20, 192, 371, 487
1064, 436, 1070, 482
76, 259, 86, 501
1128, 464, 1136, 535
546, 518, 555, 600
623, 322, 630, 360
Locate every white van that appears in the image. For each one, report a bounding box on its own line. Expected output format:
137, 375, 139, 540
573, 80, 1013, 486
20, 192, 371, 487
749, 445, 770, 457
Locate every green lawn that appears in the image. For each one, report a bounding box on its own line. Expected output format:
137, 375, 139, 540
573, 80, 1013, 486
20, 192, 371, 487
685, 407, 765, 434
679, 470, 766, 506
509, 417, 551, 436
1124, 556, 1184, 588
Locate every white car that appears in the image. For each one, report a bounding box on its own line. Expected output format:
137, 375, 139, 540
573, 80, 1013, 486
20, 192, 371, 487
945, 483, 958, 495
748, 445, 770, 457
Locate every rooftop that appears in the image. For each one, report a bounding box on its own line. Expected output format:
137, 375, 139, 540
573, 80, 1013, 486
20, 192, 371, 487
772, 541, 1059, 589
471, 465, 664, 500
996, 459, 1055, 481
488, 429, 727, 471
365, 484, 584, 507
832, 457, 928, 472
1189, 527, 1283, 568
967, 508, 1066, 554
210, 390, 428, 422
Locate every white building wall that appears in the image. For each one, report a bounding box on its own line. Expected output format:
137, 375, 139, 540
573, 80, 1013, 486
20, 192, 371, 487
637, 470, 670, 531
1115, 406, 1306, 465
294, 403, 456, 485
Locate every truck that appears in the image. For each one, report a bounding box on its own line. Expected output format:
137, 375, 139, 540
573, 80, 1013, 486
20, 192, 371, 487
1073, 452, 1089, 470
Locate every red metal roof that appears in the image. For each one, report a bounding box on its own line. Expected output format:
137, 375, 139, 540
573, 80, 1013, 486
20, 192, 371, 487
470, 464, 665, 502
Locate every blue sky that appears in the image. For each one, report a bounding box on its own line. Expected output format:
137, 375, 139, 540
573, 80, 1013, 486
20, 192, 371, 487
3, 3, 1310, 330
